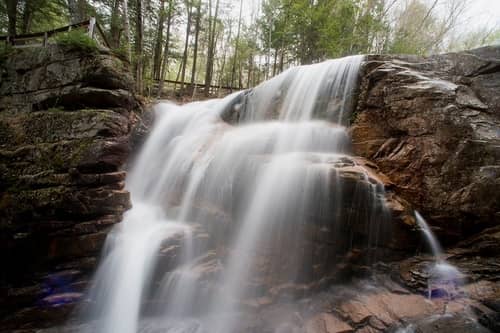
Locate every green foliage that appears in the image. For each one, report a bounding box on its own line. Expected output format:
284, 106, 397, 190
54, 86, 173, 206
112, 45, 130, 61
55, 30, 98, 53
1, 0, 495, 95
258, 0, 390, 64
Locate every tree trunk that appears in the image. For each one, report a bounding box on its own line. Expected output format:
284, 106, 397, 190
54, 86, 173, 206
272, 49, 278, 76
135, 0, 144, 94
247, 53, 253, 88
180, 0, 192, 92
157, 0, 174, 98
217, 20, 232, 96
204, 0, 219, 96
5, 0, 18, 36
238, 60, 242, 89
190, 0, 201, 87
109, 0, 122, 48
123, 0, 131, 61
230, 0, 243, 91
20, 0, 36, 34
153, 0, 166, 80
279, 45, 285, 73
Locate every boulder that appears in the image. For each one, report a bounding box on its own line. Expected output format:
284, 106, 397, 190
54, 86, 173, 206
352, 46, 500, 241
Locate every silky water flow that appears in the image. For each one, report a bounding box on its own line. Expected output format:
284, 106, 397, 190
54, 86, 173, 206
77, 56, 399, 333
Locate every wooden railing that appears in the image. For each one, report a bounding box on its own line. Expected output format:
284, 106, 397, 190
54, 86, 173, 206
0, 17, 110, 48
153, 78, 243, 92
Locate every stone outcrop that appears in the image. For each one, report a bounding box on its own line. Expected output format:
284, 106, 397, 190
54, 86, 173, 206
0, 44, 142, 328
396, 225, 500, 332
351, 46, 500, 241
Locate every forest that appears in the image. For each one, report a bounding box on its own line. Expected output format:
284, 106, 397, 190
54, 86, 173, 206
1, 0, 498, 96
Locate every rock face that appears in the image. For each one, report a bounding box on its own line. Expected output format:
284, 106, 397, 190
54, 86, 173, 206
351, 46, 500, 241
0, 44, 142, 328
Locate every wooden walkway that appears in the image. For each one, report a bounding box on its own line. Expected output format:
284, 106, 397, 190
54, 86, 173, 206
0, 17, 110, 48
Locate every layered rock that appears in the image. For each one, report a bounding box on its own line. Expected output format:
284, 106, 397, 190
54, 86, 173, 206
0, 44, 142, 328
351, 46, 500, 241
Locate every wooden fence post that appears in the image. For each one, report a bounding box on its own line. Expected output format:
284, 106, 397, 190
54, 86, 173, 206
88, 17, 96, 39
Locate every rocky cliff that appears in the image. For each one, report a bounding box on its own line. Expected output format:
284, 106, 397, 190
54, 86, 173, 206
352, 46, 500, 242
0, 44, 143, 328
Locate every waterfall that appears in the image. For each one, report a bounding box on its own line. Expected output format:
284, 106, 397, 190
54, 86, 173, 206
78, 55, 393, 333
414, 211, 443, 259
414, 211, 464, 300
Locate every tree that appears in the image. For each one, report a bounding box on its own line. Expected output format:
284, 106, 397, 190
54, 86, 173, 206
123, 0, 131, 61
203, 0, 219, 96
157, 0, 175, 97
190, 0, 201, 88
229, 0, 242, 89
67, 0, 87, 23
387, 0, 466, 55
135, 0, 144, 93
1, 0, 491, 97
179, 0, 192, 91
153, 0, 167, 79
109, 0, 122, 48
5, 0, 18, 36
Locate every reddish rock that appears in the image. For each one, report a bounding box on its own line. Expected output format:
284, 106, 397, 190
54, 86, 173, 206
304, 313, 354, 333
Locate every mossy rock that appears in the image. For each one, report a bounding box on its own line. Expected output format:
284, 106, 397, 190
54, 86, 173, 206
54, 30, 99, 54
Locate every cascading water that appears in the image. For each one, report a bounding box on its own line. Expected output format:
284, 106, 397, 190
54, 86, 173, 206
77, 55, 392, 333
414, 212, 463, 300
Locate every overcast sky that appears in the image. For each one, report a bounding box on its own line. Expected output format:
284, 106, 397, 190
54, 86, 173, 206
239, 0, 500, 31
463, 0, 500, 29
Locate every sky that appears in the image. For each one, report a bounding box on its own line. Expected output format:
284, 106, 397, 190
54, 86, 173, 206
463, 0, 500, 29
238, 0, 500, 31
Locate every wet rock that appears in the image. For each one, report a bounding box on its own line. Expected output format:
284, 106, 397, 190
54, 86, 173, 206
304, 313, 354, 333
352, 46, 500, 241
0, 44, 143, 329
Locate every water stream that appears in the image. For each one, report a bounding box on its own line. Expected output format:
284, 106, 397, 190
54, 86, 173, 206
414, 211, 463, 300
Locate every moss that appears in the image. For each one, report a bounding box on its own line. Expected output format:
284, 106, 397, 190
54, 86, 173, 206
55, 30, 98, 54
111, 46, 129, 63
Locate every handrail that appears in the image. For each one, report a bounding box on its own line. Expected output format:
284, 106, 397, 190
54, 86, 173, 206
153, 78, 243, 91
0, 17, 110, 48
94, 20, 111, 49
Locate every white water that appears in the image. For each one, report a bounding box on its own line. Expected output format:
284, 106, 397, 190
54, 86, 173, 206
415, 211, 444, 258
414, 211, 464, 301
78, 55, 395, 333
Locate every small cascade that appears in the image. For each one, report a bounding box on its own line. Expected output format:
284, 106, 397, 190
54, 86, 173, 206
414, 211, 444, 259
77, 55, 396, 333
414, 211, 464, 300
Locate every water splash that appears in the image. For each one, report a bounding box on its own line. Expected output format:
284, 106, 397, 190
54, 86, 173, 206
414, 211, 464, 301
